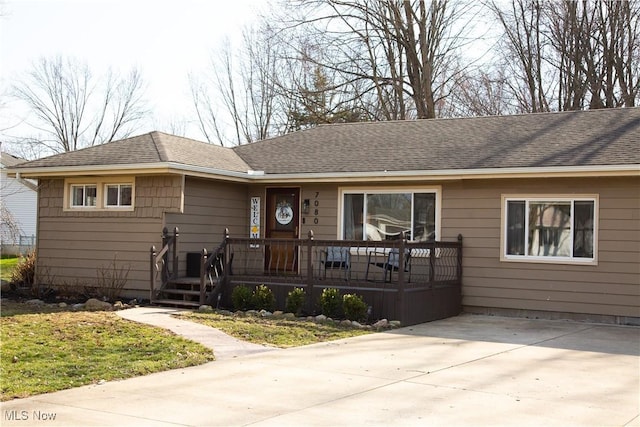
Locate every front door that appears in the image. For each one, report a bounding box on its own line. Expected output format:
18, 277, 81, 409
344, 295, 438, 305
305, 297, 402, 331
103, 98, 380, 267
265, 188, 300, 272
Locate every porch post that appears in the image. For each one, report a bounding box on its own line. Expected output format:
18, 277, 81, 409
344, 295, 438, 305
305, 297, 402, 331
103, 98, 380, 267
200, 248, 208, 305
397, 238, 406, 324
172, 227, 179, 281
306, 230, 314, 314
150, 245, 156, 303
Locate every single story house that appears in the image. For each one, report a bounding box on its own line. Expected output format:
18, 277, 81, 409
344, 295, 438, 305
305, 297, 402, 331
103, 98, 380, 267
8, 108, 640, 325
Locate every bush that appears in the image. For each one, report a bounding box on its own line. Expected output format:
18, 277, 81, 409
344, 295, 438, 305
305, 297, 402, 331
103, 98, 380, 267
10, 250, 36, 287
342, 293, 368, 322
285, 287, 306, 316
231, 285, 253, 311
252, 284, 275, 311
319, 288, 342, 318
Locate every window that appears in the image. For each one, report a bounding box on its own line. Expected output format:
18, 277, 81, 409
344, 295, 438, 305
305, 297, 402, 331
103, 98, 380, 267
65, 178, 135, 211
342, 190, 438, 241
70, 185, 97, 207
503, 196, 596, 263
105, 184, 132, 207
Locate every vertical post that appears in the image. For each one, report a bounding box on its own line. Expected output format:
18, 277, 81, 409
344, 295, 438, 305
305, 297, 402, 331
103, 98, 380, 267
200, 248, 208, 305
172, 227, 179, 280
397, 238, 406, 324
161, 227, 169, 281
150, 245, 156, 303
457, 234, 463, 281
306, 230, 314, 314
429, 240, 435, 282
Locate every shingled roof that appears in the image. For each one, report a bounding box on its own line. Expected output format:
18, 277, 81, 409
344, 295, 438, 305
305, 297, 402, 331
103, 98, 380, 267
10, 108, 640, 178
233, 107, 640, 174
12, 131, 250, 173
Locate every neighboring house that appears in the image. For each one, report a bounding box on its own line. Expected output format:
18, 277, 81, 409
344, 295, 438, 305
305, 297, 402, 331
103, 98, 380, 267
7, 108, 640, 324
1, 151, 37, 254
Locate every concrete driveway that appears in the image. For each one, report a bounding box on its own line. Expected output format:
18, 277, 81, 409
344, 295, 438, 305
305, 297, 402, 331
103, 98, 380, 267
1, 314, 638, 426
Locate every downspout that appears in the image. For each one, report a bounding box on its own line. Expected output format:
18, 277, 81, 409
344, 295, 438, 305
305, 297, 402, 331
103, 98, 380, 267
15, 172, 38, 191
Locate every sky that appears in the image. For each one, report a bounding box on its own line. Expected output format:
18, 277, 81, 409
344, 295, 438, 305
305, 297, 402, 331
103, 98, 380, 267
0, 0, 267, 146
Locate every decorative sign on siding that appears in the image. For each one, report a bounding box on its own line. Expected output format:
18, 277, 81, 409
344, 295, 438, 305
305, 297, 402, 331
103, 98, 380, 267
250, 196, 260, 248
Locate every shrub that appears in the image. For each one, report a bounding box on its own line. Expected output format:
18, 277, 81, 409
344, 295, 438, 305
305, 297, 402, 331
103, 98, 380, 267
231, 285, 253, 311
96, 255, 131, 301
10, 250, 36, 287
285, 287, 306, 316
319, 287, 342, 318
342, 293, 368, 322
252, 284, 275, 311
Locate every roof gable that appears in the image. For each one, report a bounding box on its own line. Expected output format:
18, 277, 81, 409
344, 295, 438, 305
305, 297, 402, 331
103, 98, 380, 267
12, 132, 251, 173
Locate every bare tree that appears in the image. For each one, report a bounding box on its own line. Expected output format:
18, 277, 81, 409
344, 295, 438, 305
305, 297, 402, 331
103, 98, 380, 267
10, 56, 148, 153
274, 0, 480, 120
190, 25, 285, 146
489, 0, 640, 113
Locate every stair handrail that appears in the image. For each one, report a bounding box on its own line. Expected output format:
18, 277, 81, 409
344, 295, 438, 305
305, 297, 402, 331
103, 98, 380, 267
149, 227, 179, 302
199, 228, 230, 305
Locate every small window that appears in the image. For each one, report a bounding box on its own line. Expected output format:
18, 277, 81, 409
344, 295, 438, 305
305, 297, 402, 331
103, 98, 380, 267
105, 184, 133, 207
70, 185, 97, 207
504, 196, 596, 262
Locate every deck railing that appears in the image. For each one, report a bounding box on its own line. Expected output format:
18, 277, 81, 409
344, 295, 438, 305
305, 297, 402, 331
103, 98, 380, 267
219, 230, 463, 325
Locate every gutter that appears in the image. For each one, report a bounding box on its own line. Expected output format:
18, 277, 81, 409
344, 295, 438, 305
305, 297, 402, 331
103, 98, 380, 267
7, 162, 640, 183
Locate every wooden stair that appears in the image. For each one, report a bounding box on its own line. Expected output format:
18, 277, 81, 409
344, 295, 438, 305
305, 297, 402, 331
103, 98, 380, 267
152, 276, 207, 308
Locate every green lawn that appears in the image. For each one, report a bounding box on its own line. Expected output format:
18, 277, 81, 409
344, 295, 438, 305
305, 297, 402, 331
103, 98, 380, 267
0, 305, 214, 401
0, 256, 19, 282
176, 311, 373, 348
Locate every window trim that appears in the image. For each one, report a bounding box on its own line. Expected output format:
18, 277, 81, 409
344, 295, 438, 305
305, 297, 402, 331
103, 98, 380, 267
64, 177, 135, 212
338, 186, 442, 241
500, 194, 598, 265
104, 183, 134, 208
69, 184, 97, 208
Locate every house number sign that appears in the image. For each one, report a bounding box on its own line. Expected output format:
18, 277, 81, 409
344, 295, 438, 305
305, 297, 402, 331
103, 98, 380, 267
313, 192, 319, 225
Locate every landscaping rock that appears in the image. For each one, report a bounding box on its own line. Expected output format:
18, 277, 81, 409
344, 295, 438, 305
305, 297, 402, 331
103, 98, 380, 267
199, 305, 214, 312
217, 309, 233, 316
273, 311, 284, 316
72, 303, 85, 310
373, 319, 389, 329
340, 319, 352, 327
246, 310, 259, 316
58, 302, 68, 308
283, 312, 296, 319
259, 310, 273, 317
315, 314, 327, 322
128, 299, 138, 306
84, 298, 113, 311
390, 320, 402, 328
351, 321, 363, 328
25, 299, 45, 305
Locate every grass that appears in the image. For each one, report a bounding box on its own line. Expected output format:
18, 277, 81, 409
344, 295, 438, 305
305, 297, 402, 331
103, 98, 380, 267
175, 311, 373, 348
0, 303, 214, 401
0, 256, 19, 282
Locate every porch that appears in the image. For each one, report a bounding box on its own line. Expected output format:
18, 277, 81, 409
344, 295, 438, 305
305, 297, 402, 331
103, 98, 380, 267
150, 229, 463, 326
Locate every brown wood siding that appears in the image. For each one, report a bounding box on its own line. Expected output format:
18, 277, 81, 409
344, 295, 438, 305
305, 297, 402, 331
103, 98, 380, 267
443, 176, 640, 318
165, 178, 247, 276
36, 176, 183, 297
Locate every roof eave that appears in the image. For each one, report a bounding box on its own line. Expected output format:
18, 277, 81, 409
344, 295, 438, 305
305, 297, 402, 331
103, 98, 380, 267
247, 164, 640, 183
7, 163, 639, 183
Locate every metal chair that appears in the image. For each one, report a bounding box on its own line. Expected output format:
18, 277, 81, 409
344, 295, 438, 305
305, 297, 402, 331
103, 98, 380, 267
365, 248, 411, 282
320, 246, 351, 280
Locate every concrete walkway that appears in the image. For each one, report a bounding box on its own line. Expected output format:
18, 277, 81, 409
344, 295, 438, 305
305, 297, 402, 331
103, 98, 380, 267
1, 312, 638, 426
116, 307, 277, 360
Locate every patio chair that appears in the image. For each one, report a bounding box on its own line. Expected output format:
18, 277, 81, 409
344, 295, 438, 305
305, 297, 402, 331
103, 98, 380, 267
320, 246, 351, 280
365, 248, 411, 282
